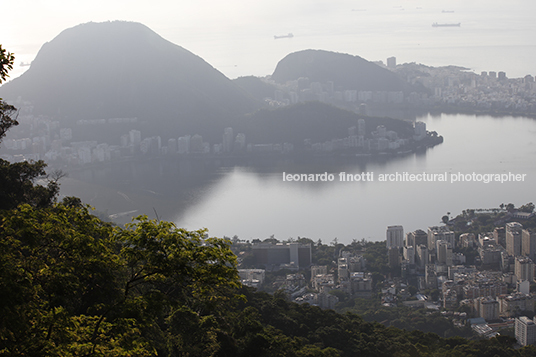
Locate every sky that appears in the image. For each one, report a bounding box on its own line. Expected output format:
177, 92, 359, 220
2, 0, 536, 80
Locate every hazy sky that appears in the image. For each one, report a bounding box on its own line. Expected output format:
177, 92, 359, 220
2, 0, 536, 80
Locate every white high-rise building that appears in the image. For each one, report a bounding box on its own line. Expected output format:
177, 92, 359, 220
437, 241, 453, 266
235, 133, 246, 151
506, 222, 523, 257
416, 245, 429, 267
522, 228, 536, 261
386, 225, 404, 249
129, 129, 141, 147
516, 316, 536, 346
357, 119, 366, 137
223, 127, 234, 153
167, 138, 177, 154
414, 122, 426, 141
515, 256, 535, 283
428, 226, 455, 251
403, 246, 415, 265
178, 135, 191, 154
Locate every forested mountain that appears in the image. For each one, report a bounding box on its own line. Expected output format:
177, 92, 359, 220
271, 49, 422, 93
0, 21, 260, 141
235, 101, 414, 147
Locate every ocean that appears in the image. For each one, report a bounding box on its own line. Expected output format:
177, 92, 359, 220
5, 1, 536, 80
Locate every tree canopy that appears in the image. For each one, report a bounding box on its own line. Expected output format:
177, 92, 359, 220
2, 44, 536, 356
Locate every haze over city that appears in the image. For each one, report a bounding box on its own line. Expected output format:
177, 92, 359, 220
3, 0, 536, 353
3, 0, 536, 80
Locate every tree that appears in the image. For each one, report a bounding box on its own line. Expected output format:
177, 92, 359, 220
0, 203, 126, 355
0, 46, 60, 210
0, 204, 242, 355
1, 45, 18, 141
0, 45, 15, 83
519, 202, 535, 213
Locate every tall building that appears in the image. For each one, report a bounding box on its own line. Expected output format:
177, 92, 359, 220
167, 138, 177, 154
406, 229, 428, 248
413, 122, 427, 141
357, 119, 366, 137
403, 246, 415, 265
428, 226, 455, 251
437, 241, 453, 266
506, 222, 523, 257
523, 228, 536, 261
388, 247, 400, 267
190, 134, 204, 153
386, 56, 396, 68
516, 316, 536, 346
252, 242, 312, 268
234, 133, 246, 151
386, 225, 404, 249
515, 256, 535, 282
178, 135, 191, 154
129, 129, 141, 147
501, 294, 535, 317
338, 259, 349, 281
416, 244, 429, 267
311, 265, 328, 281
474, 297, 500, 321
223, 127, 234, 153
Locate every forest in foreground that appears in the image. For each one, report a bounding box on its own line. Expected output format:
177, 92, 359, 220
3, 45, 536, 356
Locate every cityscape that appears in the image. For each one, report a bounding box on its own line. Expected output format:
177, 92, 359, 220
0, 98, 434, 166
263, 56, 536, 116
233, 206, 536, 347
2, 8, 536, 354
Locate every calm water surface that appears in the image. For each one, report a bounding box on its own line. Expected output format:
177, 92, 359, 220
175, 113, 536, 243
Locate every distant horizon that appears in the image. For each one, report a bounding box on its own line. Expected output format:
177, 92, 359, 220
3, 1, 535, 81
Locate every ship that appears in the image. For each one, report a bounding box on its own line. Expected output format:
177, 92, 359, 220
432, 22, 461, 27
274, 33, 294, 39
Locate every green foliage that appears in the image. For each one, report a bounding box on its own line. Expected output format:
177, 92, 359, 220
0, 45, 15, 83
343, 298, 474, 340
0, 203, 125, 355
0, 45, 60, 210
519, 202, 535, 213
0, 100, 17, 142
0, 159, 60, 210
0, 204, 241, 356
116, 216, 241, 314
362, 241, 391, 275
0, 203, 530, 356
0, 46, 530, 354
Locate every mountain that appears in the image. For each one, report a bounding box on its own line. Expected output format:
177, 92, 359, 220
0, 21, 260, 142
233, 101, 413, 147
271, 49, 419, 93
233, 76, 278, 102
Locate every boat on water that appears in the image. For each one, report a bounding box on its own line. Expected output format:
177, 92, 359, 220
432, 22, 461, 27
274, 33, 294, 39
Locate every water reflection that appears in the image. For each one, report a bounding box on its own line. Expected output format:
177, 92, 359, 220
61, 114, 536, 243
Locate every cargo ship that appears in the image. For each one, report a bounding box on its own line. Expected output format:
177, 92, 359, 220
274, 33, 294, 39
432, 22, 461, 27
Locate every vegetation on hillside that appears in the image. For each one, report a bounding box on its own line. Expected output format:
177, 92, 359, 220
3, 45, 536, 356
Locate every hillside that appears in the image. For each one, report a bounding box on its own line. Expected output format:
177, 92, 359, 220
234, 101, 414, 146
0, 21, 260, 142
233, 76, 278, 101
271, 49, 419, 93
